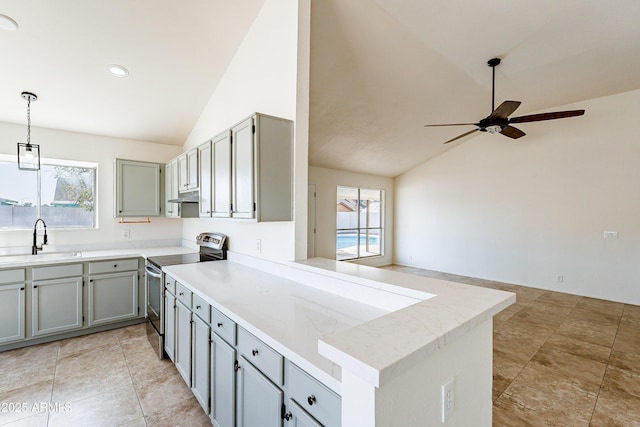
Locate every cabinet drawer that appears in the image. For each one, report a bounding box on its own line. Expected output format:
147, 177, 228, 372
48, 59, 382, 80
287, 362, 341, 427
192, 293, 210, 323
32, 263, 83, 281
88, 258, 138, 275
237, 327, 283, 386
175, 282, 192, 307
0, 268, 25, 284
165, 275, 176, 295
211, 307, 236, 345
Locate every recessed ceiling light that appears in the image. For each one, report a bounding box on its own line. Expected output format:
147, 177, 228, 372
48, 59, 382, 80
107, 64, 129, 78
0, 14, 18, 31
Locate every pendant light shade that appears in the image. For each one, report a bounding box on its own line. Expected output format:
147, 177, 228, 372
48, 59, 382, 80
17, 91, 41, 171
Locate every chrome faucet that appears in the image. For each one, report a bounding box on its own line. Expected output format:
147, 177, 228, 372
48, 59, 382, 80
32, 218, 48, 255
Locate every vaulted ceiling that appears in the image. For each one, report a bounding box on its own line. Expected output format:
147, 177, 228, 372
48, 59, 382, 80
308, 0, 640, 176
1, 1, 639, 178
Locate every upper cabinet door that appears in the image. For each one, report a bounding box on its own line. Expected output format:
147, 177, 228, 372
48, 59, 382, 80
177, 153, 189, 192
115, 159, 162, 217
198, 142, 212, 217
187, 149, 199, 191
231, 118, 255, 219
212, 131, 231, 218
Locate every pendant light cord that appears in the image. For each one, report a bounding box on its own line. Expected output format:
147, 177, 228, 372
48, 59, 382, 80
26, 97, 31, 145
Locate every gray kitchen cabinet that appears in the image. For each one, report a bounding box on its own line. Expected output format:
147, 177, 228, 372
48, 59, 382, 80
115, 159, 163, 217
284, 399, 322, 427
198, 141, 212, 217
230, 114, 293, 221
211, 130, 232, 218
175, 299, 192, 386
88, 271, 138, 326
32, 276, 83, 336
236, 355, 283, 427
286, 362, 340, 427
192, 312, 211, 413
0, 269, 26, 344
164, 289, 176, 362
211, 333, 236, 427
178, 148, 198, 192
165, 158, 180, 218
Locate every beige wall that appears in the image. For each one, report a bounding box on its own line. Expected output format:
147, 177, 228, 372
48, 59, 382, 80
180, 0, 308, 262
309, 166, 393, 267
0, 121, 182, 252
394, 89, 640, 305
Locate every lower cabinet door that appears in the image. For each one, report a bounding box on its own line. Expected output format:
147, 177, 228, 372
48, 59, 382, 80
164, 292, 176, 362
236, 356, 283, 427
32, 277, 83, 336
88, 271, 138, 326
191, 314, 211, 414
0, 283, 25, 344
285, 399, 323, 427
211, 334, 236, 427
175, 300, 192, 385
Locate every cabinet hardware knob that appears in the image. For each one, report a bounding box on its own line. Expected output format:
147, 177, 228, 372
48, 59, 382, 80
284, 412, 292, 421
196, 305, 201, 309
179, 292, 184, 296
113, 264, 118, 268
307, 395, 316, 406
33, 285, 38, 289
20, 287, 24, 291
217, 322, 223, 327
252, 349, 259, 356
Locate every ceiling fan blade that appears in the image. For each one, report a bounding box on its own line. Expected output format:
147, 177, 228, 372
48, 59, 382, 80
443, 128, 479, 144
509, 109, 585, 124
424, 123, 476, 127
500, 125, 526, 139
490, 100, 521, 119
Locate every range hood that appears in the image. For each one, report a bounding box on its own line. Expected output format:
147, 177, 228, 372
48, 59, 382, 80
168, 196, 198, 203
168, 191, 198, 203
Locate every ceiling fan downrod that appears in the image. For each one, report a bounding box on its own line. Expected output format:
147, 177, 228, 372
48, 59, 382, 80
488, 57, 501, 113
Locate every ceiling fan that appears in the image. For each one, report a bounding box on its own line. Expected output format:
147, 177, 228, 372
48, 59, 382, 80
425, 58, 585, 144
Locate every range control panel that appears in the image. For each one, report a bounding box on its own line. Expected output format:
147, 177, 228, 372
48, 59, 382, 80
196, 232, 227, 250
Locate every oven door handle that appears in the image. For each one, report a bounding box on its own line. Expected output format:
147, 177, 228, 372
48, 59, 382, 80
145, 266, 162, 278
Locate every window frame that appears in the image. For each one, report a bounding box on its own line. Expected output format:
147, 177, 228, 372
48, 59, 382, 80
0, 154, 98, 230
336, 185, 384, 261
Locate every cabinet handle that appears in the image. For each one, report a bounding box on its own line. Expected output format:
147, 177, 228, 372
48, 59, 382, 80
307, 395, 316, 406
179, 292, 184, 296
33, 285, 38, 289
217, 322, 223, 327
284, 412, 292, 421
113, 264, 118, 268
252, 349, 259, 356
20, 287, 24, 291
196, 305, 201, 309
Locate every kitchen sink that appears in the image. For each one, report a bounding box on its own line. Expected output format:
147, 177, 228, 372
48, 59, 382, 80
0, 251, 83, 264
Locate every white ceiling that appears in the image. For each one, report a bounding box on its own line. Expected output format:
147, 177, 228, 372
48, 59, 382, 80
0, 0, 264, 145
308, 0, 640, 177
1, 1, 639, 178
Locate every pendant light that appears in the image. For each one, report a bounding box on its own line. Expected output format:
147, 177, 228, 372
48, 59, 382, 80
17, 91, 40, 171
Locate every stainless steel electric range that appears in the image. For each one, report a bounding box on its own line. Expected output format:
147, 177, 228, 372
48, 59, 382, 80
145, 232, 227, 359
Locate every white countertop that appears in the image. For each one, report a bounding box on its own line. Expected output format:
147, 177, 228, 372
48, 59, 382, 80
164, 260, 389, 394
164, 254, 515, 395
0, 245, 195, 268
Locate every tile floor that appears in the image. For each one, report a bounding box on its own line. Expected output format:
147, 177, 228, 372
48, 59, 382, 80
1, 267, 639, 426
387, 266, 640, 426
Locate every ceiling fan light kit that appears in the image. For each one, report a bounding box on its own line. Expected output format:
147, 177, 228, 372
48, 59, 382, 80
425, 57, 585, 144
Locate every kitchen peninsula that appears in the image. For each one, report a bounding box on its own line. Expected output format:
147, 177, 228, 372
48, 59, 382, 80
164, 252, 515, 426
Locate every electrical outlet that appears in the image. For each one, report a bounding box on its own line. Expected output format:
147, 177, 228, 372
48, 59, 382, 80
441, 377, 454, 423
256, 239, 262, 253
556, 275, 564, 283
122, 229, 130, 239
603, 231, 618, 239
